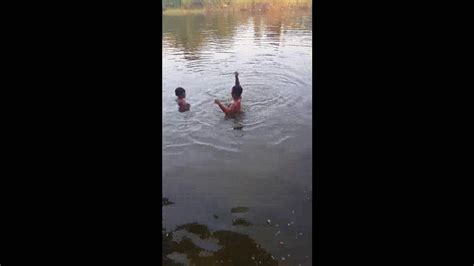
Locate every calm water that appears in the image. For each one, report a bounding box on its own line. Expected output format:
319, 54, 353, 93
163, 10, 312, 265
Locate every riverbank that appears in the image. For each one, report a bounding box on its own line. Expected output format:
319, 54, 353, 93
163, 6, 310, 16
163, 0, 311, 9
162, 1, 311, 16
163, 8, 206, 16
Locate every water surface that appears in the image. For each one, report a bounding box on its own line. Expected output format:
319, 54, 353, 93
163, 10, 312, 265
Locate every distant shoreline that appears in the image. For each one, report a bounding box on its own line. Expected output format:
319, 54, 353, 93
163, 6, 311, 16
163, 8, 205, 16
162, 1, 311, 16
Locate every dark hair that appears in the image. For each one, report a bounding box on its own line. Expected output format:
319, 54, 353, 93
175, 87, 185, 97
232, 85, 243, 97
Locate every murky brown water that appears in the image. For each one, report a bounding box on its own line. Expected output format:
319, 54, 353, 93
163, 10, 312, 265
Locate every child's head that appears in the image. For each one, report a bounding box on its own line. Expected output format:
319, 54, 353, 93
231, 85, 242, 100
175, 87, 186, 98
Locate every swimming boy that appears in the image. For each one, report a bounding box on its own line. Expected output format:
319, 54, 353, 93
214, 72, 242, 117
175, 87, 190, 112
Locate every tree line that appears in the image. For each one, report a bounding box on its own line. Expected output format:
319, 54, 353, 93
162, 0, 311, 10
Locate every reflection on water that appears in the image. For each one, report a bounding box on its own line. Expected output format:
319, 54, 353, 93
163, 10, 312, 266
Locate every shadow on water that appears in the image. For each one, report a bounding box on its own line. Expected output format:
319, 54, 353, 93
163, 198, 277, 266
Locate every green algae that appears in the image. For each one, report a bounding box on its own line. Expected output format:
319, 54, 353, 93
162, 198, 174, 206
232, 218, 252, 226
230, 206, 249, 213
175, 223, 211, 239
163, 222, 277, 266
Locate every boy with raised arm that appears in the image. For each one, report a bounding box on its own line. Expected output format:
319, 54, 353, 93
214, 72, 242, 117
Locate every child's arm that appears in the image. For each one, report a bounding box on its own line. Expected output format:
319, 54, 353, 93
177, 99, 186, 108
234, 71, 240, 86
178, 99, 190, 112
215, 100, 239, 115
215, 99, 231, 114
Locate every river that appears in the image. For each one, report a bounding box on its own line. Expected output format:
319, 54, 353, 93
163, 10, 312, 266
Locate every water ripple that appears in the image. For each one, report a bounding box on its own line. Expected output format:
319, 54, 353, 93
163, 11, 312, 156
187, 136, 240, 153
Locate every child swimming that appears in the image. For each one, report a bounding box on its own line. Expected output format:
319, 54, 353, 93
175, 87, 190, 112
214, 72, 242, 117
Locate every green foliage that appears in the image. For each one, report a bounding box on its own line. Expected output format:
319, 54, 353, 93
162, 0, 311, 9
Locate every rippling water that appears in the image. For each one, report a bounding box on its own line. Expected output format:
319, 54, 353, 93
163, 10, 312, 265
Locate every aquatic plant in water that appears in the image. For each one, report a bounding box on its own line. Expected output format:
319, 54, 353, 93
163, 222, 277, 265
230, 206, 249, 213
232, 218, 252, 226
162, 197, 175, 206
